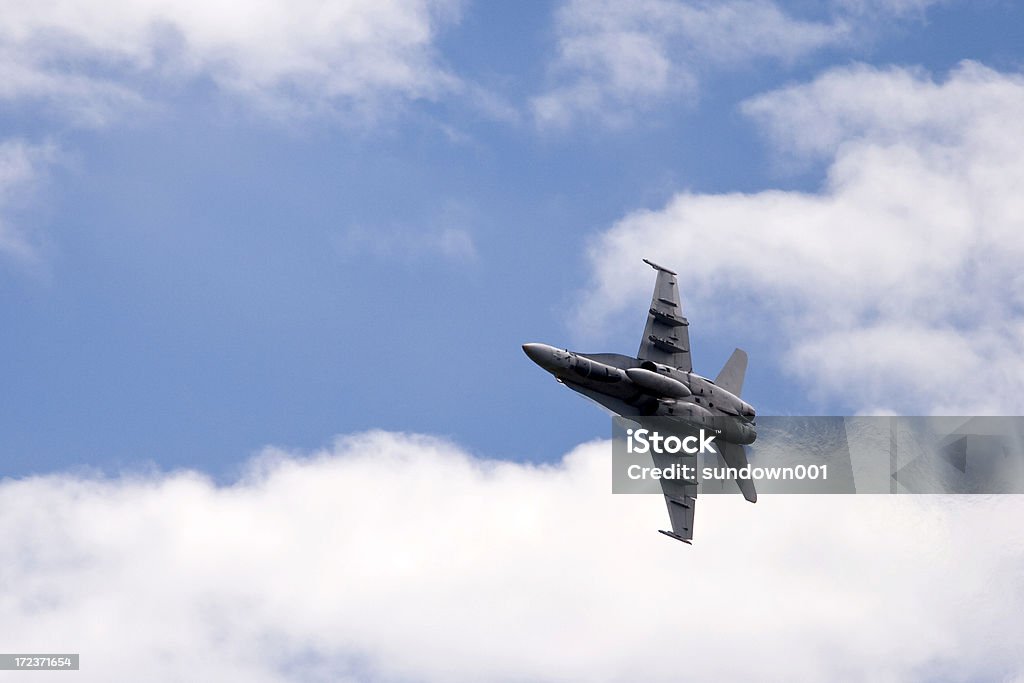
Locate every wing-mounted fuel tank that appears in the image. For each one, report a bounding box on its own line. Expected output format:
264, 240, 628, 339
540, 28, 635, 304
638, 360, 686, 378
627, 360, 693, 395
625, 367, 691, 398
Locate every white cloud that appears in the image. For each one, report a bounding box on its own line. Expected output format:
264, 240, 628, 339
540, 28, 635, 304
532, 0, 850, 128
0, 0, 463, 124
530, 0, 965, 129
579, 62, 1024, 414
1, 430, 1022, 681
0, 139, 57, 263
835, 0, 949, 18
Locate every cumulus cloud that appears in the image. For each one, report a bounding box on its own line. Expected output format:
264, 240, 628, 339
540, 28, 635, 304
579, 62, 1024, 414
531, 0, 850, 128
530, 0, 966, 129
835, 0, 949, 18
1, 430, 1022, 681
0, 0, 463, 124
0, 138, 57, 263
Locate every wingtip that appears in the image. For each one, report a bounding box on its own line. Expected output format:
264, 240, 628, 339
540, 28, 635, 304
658, 529, 693, 544
643, 258, 678, 275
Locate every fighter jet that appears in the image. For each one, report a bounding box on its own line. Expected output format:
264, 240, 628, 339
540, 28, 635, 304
523, 259, 757, 543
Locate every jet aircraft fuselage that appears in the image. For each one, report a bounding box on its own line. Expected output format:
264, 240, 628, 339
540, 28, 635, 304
521, 343, 756, 445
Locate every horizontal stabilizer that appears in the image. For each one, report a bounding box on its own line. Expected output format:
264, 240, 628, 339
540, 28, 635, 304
720, 441, 758, 503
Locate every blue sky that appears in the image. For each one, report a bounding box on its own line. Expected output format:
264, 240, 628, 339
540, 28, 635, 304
3, 2, 1024, 681
3, 0, 1020, 478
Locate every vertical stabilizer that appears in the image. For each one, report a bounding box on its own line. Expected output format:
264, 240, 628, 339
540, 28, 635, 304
715, 348, 747, 397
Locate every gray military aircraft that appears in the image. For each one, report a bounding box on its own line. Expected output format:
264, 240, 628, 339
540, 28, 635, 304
523, 259, 758, 543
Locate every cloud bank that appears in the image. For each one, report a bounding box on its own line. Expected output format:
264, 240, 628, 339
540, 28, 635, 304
531, 0, 963, 129
580, 62, 1024, 414
0, 0, 465, 265
2, 430, 1023, 682
532, 0, 848, 128
0, 0, 463, 124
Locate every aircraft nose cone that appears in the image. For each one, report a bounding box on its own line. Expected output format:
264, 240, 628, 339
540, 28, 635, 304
522, 343, 546, 364
523, 342, 567, 374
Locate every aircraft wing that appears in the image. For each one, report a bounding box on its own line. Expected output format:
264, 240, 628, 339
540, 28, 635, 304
638, 259, 692, 372
651, 450, 698, 543
652, 440, 757, 544
659, 491, 697, 543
